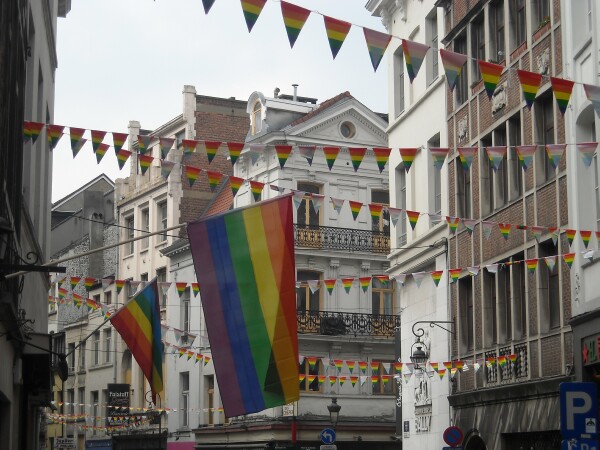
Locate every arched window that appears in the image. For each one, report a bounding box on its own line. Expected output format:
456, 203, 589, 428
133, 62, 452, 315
251, 101, 262, 135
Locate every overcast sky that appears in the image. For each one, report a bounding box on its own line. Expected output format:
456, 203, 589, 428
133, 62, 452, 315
51, 0, 388, 202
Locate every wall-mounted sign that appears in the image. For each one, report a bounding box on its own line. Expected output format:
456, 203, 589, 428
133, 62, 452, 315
403, 420, 410, 438
106, 383, 130, 427
582, 334, 600, 366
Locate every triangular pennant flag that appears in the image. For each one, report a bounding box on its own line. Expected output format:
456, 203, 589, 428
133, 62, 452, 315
431, 270, 443, 287
455, 361, 464, 371
544, 255, 557, 273
101, 278, 113, 290
374, 275, 389, 285
112, 132, 127, 154
298, 374, 306, 384
565, 229, 577, 247
181, 139, 198, 159
160, 160, 175, 179
576, 142, 598, 167
195, 353, 202, 365
358, 361, 368, 374
270, 184, 285, 195
403, 372, 413, 384
338, 376, 346, 386
350, 376, 358, 387
517, 69, 543, 109
280, 1, 311, 48
486, 146, 507, 171
111, 148, 131, 171
550, 76, 575, 115
191, 283, 200, 297
498, 223, 511, 240
249, 180, 265, 201
482, 221, 494, 240
548, 227, 560, 246
463, 218, 477, 234
292, 190, 305, 211
399, 148, 418, 172
348, 200, 362, 220
405, 210, 420, 230
516, 145, 537, 171
467, 266, 480, 276
371, 375, 379, 386
94, 143, 109, 164
306, 279, 320, 294
204, 355, 211, 366
546, 144, 566, 170
479, 60, 505, 99
184, 165, 201, 187
206, 170, 223, 192
138, 154, 153, 175
394, 274, 407, 286
581, 230, 592, 249
346, 361, 356, 374
158, 137, 175, 160
486, 263, 499, 274
226, 142, 244, 165
430, 147, 450, 170
84, 277, 97, 292
199, 141, 220, 164
457, 146, 478, 171
322, 146, 340, 171
136, 134, 152, 155
202, 0, 215, 14
525, 258, 538, 274
448, 268, 462, 283
323, 15, 352, 59
443, 362, 453, 371
359, 277, 371, 293
306, 356, 318, 370
298, 145, 316, 166
128, 280, 141, 295
328, 376, 337, 387
229, 176, 244, 197
388, 208, 402, 227
323, 279, 336, 295
70, 276, 81, 289
446, 216, 461, 235
311, 194, 324, 215
583, 249, 595, 262
28, 122, 45, 144
71, 137, 88, 159
349, 147, 367, 172
175, 282, 187, 298
341, 277, 354, 294
46, 124, 65, 150
450, 367, 459, 379
240, 0, 267, 32
486, 357, 496, 367
115, 280, 125, 294
69, 127, 86, 153
369, 203, 383, 225
530, 225, 545, 243
330, 197, 344, 214
274, 144, 293, 169
372, 147, 391, 173
23, 121, 32, 143
363, 27, 392, 71
583, 83, 600, 118
439, 49, 468, 91
412, 272, 427, 288
402, 39, 430, 82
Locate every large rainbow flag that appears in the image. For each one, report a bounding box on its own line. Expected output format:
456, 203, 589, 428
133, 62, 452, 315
188, 195, 299, 417
110, 279, 163, 403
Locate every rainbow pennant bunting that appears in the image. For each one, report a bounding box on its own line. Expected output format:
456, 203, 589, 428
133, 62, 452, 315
306, 357, 318, 370
448, 268, 462, 283
323, 15, 352, 59
399, 147, 418, 172
58, 287, 68, 299
46, 124, 65, 150
249, 180, 265, 201
191, 283, 200, 297
576, 142, 598, 167
175, 282, 187, 298
565, 229, 576, 247
430, 147, 450, 170
580, 230, 592, 249
70, 137, 87, 158
394, 362, 403, 373
516, 145, 537, 171
405, 210, 420, 230
372, 147, 391, 173
525, 259, 538, 274
349, 147, 367, 172
431, 270, 444, 287
550, 76, 575, 115
229, 176, 244, 197
72, 294, 83, 308
348, 200, 362, 221
457, 146, 478, 171
23, 121, 31, 143
478, 60, 505, 99
28, 122, 45, 143
328, 376, 337, 387
138, 154, 153, 176
402, 39, 430, 82
369, 203, 383, 224
94, 143, 109, 164
583, 83, 600, 118
184, 165, 201, 187
84, 277, 96, 291
498, 223, 511, 240
333, 359, 344, 372
70, 276, 81, 289
563, 253, 576, 268
241, 0, 267, 32
486, 146, 507, 171
446, 216, 460, 234
181, 139, 198, 159
70, 127, 86, 152
91, 130, 107, 152
85, 298, 99, 311
346, 361, 356, 373
160, 160, 174, 179
113, 132, 128, 154
439, 49, 468, 91
359, 277, 371, 293
546, 144, 566, 170
341, 278, 354, 294
359, 361, 368, 374
227, 142, 244, 165
517, 70, 543, 109
597, 231, 600, 249
322, 146, 340, 171
206, 170, 223, 192
280, 1, 311, 48
371, 375, 379, 386
362, 27, 392, 71
339, 376, 346, 386
317, 375, 326, 386
203, 355, 211, 366
497, 356, 507, 367
204, 141, 221, 164
158, 137, 174, 160
137, 135, 152, 155
274, 145, 293, 168
298, 374, 306, 384
115, 280, 125, 294
202, 0, 215, 14
324, 279, 336, 295
508, 354, 517, 363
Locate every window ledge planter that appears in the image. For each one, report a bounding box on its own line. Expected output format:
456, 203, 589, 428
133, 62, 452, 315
532, 19, 551, 42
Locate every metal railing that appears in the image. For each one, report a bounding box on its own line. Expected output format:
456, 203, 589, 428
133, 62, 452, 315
297, 310, 400, 337
294, 224, 390, 254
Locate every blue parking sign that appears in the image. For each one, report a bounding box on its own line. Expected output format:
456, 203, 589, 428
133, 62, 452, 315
560, 382, 598, 439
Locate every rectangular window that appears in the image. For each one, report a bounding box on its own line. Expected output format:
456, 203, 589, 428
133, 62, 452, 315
455, 35, 468, 105
456, 159, 472, 218
396, 165, 407, 246
459, 276, 474, 352
124, 215, 134, 255
67, 389, 75, 416
91, 391, 99, 435
471, 16, 485, 81
181, 372, 190, 428
494, 125, 508, 208
535, 94, 555, 184
299, 358, 322, 392
540, 241, 560, 330
296, 270, 321, 312
141, 207, 149, 250
372, 277, 394, 315
481, 135, 494, 216
497, 262, 512, 342
483, 270, 497, 346
156, 267, 167, 309
296, 183, 321, 226
78, 388, 85, 415
429, 135, 442, 223
79, 341, 86, 371
104, 290, 112, 306
490, 0, 505, 61
508, 114, 523, 199
595, 154, 600, 230
371, 190, 390, 235
157, 200, 168, 242
532, 0, 550, 30
205, 375, 214, 425
426, 9, 439, 85
68, 343, 75, 372
181, 287, 191, 333
394, 48, 405, 116
510, 0, 526, 50
373, 360, 395, 395
512, 251, 527, 338
93, 332, 100, 366
104, 329, 112, 363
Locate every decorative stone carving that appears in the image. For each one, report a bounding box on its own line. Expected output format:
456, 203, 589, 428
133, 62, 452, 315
536, 48, 550, 75
492, 83, 507, 115
457, 117, 468, 143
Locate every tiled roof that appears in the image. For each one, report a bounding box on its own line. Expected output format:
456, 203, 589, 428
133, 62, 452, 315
288, 91, 353, 127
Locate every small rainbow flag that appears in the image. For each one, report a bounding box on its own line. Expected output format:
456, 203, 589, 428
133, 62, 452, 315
280, 1, 311, 48
576, 142, 598, 167
498, 223, 511, 240
497, 356, 507, 367
328, 376, 337, 387
439, 49, 468, 91
275, 144, 293, 168
508, 354, 517, 363
158, 137, 174, 159
138, 154, 153, 176
191, 283, 200, 296
322, 146, 340, 171
372, 147, 391, 173
350, 376, 358, 387
227, 142, 244, 165
182, 139, 197, 159
550, 76, 575, 115
241, 0, 267, 32
58, 287, 68, 299
348, 200, 362, 220
84, 277, 96, 291
458, 146, 478, 171
341, 277, 354, 294
430, 147, 450, 170
525, 259, 538, 274
202, 0, 215, 14
298, 374, 306, 384
203, 355, 211, 366
249, 180, 265, 201
359, 277, 371, 293
399, 147, 418, 172
339, 376, 346, 386
449, 268, 462, 283
46, 124, 65, 150
431, 270, 443, 287
486, 146, 507, 171
583, 83, 600, 118
317, 375, 326, 386
112, 132, 128, 154
91, 130, 107, 152
70, 276, 81, 289
206, 170, 223, 192
369, 203, 383, 224
204, 141, 221, 164
405, 210, 420, 230
307, 357, 318, 370
478, 60, 504, 99
229, 176, 244, 197
546, 144, 565, 170
374, 275, 389, 285
565, 229, 576, 246
324, 279, 336, 295
446, 216, 460, 234
402, 39, 430, 82
516, 145, 538, 171
455, 361, 464, 371
323, 15, 351, 59
363, 28, 392, 71
28, 122, 45, 143
70, 127, 86, 153
517, 69, 543, 109
72, 293, 83, 308
443, 361, 453, 370
333, 359, 344, 372
349, 147, 367, 172
23, 121, 31, 143
371, 375, 379, 386
184, 165, 201, 187
580, 230, 592, 249
359, 361, 368, 374
115, 280, 125, 294
85, 297, 98, 311
346, 361, 356, 373
175, 282, 187, 298
94, 143, 110, 164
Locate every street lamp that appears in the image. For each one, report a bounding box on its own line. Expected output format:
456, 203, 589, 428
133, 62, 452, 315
327, 398, 341, 428
410, 320, 455, 368
410, 339, 429, 367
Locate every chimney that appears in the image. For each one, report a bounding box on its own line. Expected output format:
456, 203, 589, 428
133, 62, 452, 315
274, 87, 280, 98
292, 84, 298, 101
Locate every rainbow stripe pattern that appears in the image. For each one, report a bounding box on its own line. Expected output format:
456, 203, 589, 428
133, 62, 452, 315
402, 39, 430, 82
91, 130, 107, 152
184, 165, 201, 187
517, 70, 543, 109
565, 229, 576, 247
516, 145, 537, 171
84, 277, 96, 291
207, 170, 223, 192
526, 259, 538, 274
203, 141, 220, 164
449, 268, 462, 283
439, 49, 468, 91
458, 147, 478, 171
348, 147, 367, 172
328, 376, 337, 386
508, 354, 517, 363
486, 146, 507, 171
70, 276, 81, 289
110, 280, 163, 403
431, 271, 443, 287
348, 200, 362, 221
324, 279, 336, 295
430, 147, 450, 170
550, 76, 575, 115
28, 122, 45, 143
187, 196, 299, 416
362, 28, 391, 71
370, 361, 379, 374
280, 1, 311, 48
577, 142, 598, 167
138, 154, 153, 176
229, 176, 244, 197
372, 147, 391, 173
137, 134, 152, 155
341, 278, 354, 294
333, 360, 344, 372
227, 142, 244, 165
359, 361, 368, 374
580, 230, 592, 249
70, 127, 86, 152
113, 132, 128, 154
368, 203, 383, 224
498, 223, 511, 240
346, 361, 356, 373
249, 180, 265, 201
116, 150, 131, 170
115, 280, 125, 294
478, 61, 504, 99
175, 282, 187, 298
323, 15, 352, 59
182, 139, 198, 159
241, 0, 267, 32
275, 145, 293, 168
350, 376, 358, 386
497, 356, 507, 367
192, 283, 200, 296
583, 83, 600, 118
322, 146, 340, 171
406, 210, 420, 230
359, 277, 371, 293
399, 147, 418, 173
546, 144, 565, 170
23, 121, 32, 143
95, 143, 109, 164
339, 376, 346, 386
446, 216, 460, 234
46, 124, 65, 150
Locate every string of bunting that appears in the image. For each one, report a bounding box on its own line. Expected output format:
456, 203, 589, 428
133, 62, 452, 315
45, 413, 150, 432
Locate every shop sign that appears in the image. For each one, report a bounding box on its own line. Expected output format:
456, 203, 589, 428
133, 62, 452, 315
582, 334, 600, 366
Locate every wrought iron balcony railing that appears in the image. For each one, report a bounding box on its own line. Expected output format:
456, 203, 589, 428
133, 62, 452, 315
297, 310, 400, 337
294, 224, 390, 254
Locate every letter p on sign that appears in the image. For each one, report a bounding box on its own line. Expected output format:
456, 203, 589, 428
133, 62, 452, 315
560, 382, 598, 440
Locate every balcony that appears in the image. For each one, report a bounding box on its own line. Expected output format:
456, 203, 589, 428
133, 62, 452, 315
297, 310, 400, 337
294, 224, 390, 254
